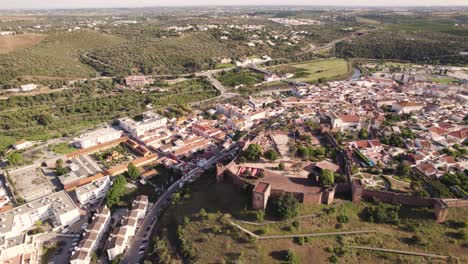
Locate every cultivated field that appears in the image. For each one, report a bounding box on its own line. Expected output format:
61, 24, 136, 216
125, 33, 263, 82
270, 58, 352, 83
0, 33, 45, 53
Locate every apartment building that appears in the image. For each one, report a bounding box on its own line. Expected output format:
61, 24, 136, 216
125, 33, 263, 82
0, 191, 81, 239
0, 234, 39, 264
119, 111, 167, 138
75, 176, 111, 208
73, 127, 123, 149
107, 196, 148, 260
70, 206, 111, 264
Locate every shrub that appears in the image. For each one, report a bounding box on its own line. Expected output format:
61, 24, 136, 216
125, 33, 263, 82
294, 237, 305, 245
337, 214, 350, 224
291, 220, 300, 230
361, 200, 400, 225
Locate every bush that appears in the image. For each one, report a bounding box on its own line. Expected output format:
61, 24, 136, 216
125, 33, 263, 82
291, 220, 300, 230
264, 149, 279, 161
336, 214, 349, 224
320, 169, 335, 186
361, 200, 400, 225
283, 249, 300, 264
294, 236, 305, 245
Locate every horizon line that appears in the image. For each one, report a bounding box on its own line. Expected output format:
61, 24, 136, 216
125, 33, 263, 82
1, 4, 468, 11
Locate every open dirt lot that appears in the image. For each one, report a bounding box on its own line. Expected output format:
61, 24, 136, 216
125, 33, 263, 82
0, 33, 46, 53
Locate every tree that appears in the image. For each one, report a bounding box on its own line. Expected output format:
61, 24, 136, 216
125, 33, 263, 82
271, 193, 299, 220
150, 237, 172, 264
36, 113, 53, 126
6, 152, 23, 166
359, 128, 369, 139
126, 163, 140, 180
55, 159, 67, 176
264, 149, 279, 161
105, 175, 127, 208
320, 169, 335, 186
243, 144, 262, 161
410, 181, 429, 197
284, 249, 300, 264
396, 162, 411, 177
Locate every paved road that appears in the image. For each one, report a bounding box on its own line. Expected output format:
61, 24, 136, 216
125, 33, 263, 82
295, 29, 371, 56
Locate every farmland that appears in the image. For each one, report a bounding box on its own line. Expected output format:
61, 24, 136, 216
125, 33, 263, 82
0, 33, 45, 53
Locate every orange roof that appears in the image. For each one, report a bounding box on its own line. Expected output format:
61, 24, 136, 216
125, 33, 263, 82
339, 115, 359, 123
254, 182, 270, 194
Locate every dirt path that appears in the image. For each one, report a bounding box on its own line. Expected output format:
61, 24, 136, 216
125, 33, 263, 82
348, 246, 450, 260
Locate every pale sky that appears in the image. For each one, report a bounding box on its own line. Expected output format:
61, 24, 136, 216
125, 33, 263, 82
2, 0, 467, 9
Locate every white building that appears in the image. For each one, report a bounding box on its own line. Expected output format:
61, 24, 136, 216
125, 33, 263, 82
0, 31, 16, 36
119, 111, 167, 138
0, 234, 39, 264
20, 84, 38, 92
73, 127, 123, 149
328, 112, 361, 131
12, 140, 33, 150
0, 191, 81, 239
75, 176, 111, 208
70, 206, 111, 264
107, 196, 148, 260
391, 101, 425, 114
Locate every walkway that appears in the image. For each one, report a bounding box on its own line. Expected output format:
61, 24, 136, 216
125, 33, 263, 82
348, 246, 450, 260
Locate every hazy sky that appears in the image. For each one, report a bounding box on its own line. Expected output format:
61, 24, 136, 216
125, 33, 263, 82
2, 0, 468, 9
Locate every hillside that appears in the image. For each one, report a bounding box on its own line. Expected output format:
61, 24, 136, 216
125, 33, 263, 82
84, 32, 235, 76
0, 31, 125, 85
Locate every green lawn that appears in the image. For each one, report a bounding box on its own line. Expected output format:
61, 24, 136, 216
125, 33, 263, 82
270, 58, 351, 83
49, 142, 77, 154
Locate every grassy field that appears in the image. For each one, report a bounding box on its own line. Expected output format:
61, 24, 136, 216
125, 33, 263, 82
0, 33, 45, 53
270, 58, 351, 83
431, 77, 459, 84
214, 63, 235, 69
146, 175, 468, 264
49, 142, 77, 154
216, 69, 264, 87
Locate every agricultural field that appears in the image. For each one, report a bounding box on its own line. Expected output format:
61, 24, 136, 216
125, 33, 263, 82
0, 33, 45, 53
145, 175, 468, 264
356, 16, 381, 25
269, 58, 351, 83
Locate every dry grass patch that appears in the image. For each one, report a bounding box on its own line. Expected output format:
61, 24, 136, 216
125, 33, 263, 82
0, 34, 45, 53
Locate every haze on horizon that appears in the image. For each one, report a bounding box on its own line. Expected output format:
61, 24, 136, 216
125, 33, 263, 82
2, 0, 468, 9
